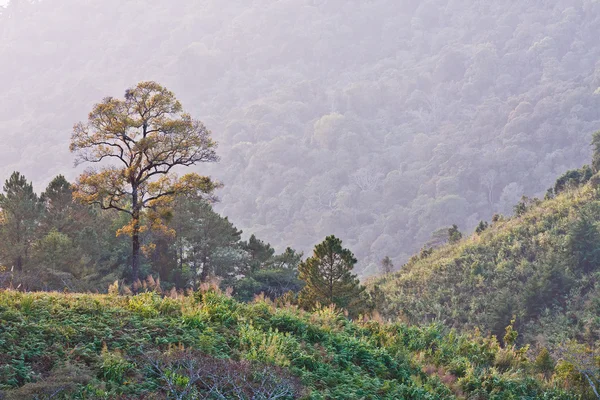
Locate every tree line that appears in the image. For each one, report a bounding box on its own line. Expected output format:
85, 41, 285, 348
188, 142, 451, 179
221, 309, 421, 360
0, 81, 371, 316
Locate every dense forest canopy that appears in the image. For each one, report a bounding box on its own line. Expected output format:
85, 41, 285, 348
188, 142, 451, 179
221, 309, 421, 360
2, 0, 600, 274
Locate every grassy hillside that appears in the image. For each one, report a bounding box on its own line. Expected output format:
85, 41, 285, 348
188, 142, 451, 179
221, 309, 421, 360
0, 289, 576, 399
371, 176, 600, 348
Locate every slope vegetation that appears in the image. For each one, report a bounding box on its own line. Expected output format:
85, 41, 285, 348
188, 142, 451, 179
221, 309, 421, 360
372, 176, 600, 347
0, 289, 574, 399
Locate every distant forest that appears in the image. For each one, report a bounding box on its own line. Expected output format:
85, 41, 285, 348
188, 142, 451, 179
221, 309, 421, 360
2, 0, 600, 274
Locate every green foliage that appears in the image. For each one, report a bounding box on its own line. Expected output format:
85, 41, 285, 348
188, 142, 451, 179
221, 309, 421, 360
243, 234, 276, 272
568, 204, 600, 274
370, 179, 600, 348
0, 290, 576, 398
234, 268, 304, 303
535, 348, 555, 377
0, 172, 43, 273
554, 166, 593, 195
170, 195, 244, 287
592, 131, 600, 173
447, 224, 463, 244
475, 220, 489, 235
298, 235, 369, 317
99, 345, 132, 384
503, 318, 518, 347
0, 172, 303, 300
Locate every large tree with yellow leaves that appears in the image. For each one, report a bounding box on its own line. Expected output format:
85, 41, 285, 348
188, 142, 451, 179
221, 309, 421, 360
70, 81, 220, 285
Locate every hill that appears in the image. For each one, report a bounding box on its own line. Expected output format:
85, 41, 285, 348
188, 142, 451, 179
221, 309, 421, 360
0, 289, 577, 399
3, 0, 600, 273
370, 171, 600, 348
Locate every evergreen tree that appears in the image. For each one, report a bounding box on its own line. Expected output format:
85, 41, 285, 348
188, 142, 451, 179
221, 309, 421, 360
554, 166, 593, 194
592, 130, 600, 173
568, 207, 600, 274
33, 229, 83, 290
234, 247, 304, 302
243, 234, 275, 273
270, 247, 302, 271
380, 256, 393, 275
298, 235, 367, 316
171, 196, 243, 288
448, 224, 463, 244
475, 220, 489, 235
40, 175, 79, 234
0, 172, 43, 272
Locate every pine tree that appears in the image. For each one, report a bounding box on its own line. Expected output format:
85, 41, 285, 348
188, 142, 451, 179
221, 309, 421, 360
40, 175, 94, 237
234, 247, 304, 302
0, 172, 43, 272
298, 235, 367, 316
171, 196, 243, 288
380, 256, 394, 275
475, 220, 488, 235
592, 130, 600, 173
448, 224, 463, 244
243, 234, 275, 272
568, 207, 600, 274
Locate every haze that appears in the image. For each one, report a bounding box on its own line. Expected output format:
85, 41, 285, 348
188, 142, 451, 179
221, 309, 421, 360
1, 0, 599, 274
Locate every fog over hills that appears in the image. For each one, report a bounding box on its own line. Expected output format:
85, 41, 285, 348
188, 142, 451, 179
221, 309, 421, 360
2, 0, 600, 274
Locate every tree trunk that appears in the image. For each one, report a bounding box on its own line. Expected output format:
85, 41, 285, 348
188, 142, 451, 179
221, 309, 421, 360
132, 218, 140, 291
131, 188, 141, 292
191, 250, 198, 291
199, 254, 209, 284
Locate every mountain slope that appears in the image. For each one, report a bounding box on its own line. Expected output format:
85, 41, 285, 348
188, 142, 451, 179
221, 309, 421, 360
3, 1, 600, 273
371, 174, 600, 346
0, 289, 576, 399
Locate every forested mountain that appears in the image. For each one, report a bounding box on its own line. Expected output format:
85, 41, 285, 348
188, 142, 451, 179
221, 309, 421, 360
3, 0, 600, 273
369, 165, 600, 350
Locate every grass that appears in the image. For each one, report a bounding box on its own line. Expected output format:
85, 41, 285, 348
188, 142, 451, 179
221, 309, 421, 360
0, 288, 575, 399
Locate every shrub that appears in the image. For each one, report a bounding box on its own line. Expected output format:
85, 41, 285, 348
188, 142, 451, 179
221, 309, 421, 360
144, 348, 303, 400
0, 362, 92, 400
99, 345, 133, 384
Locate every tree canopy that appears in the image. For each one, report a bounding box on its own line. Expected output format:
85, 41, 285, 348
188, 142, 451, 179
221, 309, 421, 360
298, 235, 368, 316
70, 81, 220, 284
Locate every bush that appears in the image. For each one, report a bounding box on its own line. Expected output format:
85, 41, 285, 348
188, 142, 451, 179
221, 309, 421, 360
0, 363, 92, 400
144, 348, 304, 400
99, 345, 133, 384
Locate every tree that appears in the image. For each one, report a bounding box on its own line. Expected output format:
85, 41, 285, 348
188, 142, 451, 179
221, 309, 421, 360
475, 220, 488, 234
555, 341, 600, 399
172, 196, 243, 288
553, 166, 593, 194
33, 229, 82, 288
233, 247, 304, 302
448, 224, 462, 244
40, 175, 91, 235
425, 227, 452, 249
568, 207, 600, 274
70, 81, 220, 285
298, 235, 367, 316
592, 131, 600, 173
243, 234, 275, 273
0, 172, 43, 272
380, 256, 394, 275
